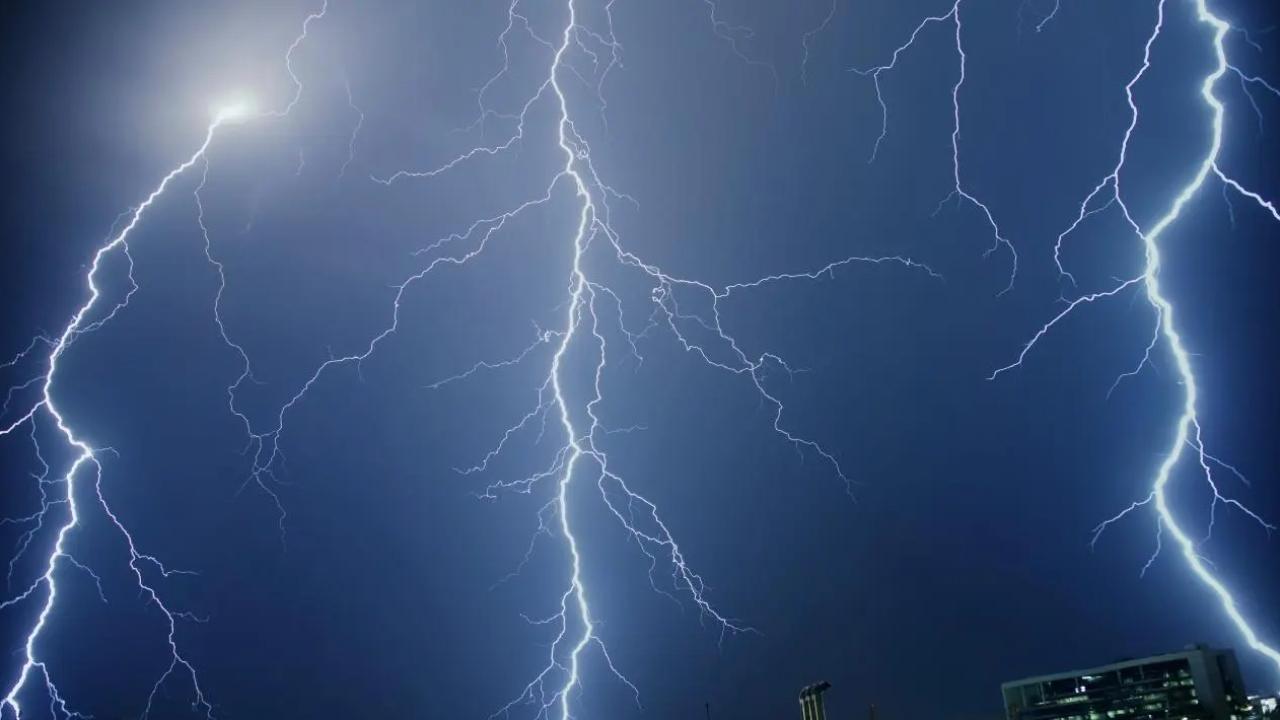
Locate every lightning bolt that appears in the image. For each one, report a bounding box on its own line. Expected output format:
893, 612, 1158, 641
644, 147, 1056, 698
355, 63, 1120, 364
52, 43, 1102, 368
198, 0, 344, 541
1017, 0, 1062, 35
362, 1, 934, 716
0, 0, 928, 716
801, 0, 839, 85
850, 0, 1018, 294
0, 3, 335, 714
0, 110, 243, 720
989, 0, 1280, 680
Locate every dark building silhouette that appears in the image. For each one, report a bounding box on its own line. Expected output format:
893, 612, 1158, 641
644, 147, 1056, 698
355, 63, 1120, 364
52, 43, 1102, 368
1002, 645, 1251, 720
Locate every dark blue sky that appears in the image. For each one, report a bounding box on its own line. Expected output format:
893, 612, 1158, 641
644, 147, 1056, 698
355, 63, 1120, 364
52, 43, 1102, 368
2, 2, 1279, 719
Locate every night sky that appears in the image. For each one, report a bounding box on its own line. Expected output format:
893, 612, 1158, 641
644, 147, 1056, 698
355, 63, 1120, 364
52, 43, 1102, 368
2, 2, 1279, 719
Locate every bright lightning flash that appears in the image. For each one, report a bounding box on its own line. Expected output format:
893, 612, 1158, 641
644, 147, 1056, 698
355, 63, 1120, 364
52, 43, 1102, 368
0, 115, 235, 720
985, 0, 1280, 680
214, 101, 256, 124
1, 1, 936, 718
368, 1, 935, 716
8, 0, 1277, 717
849, 0, 1278, 685
0, 4, 326, 716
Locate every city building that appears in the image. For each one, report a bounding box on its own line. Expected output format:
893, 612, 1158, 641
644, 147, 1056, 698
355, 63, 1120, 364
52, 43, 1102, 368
1244, 694, 1277, 720
1001, 645, 1252, 720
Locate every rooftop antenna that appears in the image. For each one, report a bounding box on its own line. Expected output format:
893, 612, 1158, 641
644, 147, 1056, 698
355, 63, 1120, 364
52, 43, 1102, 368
799, 681, 833, 720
